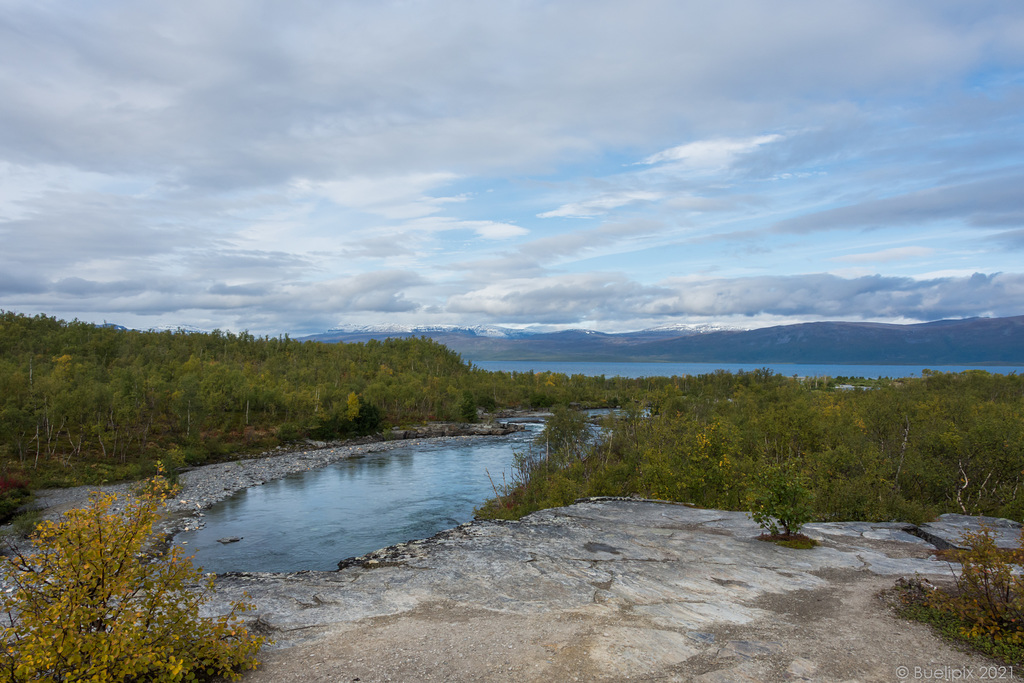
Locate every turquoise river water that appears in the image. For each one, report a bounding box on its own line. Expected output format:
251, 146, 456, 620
174, 424, 541, 574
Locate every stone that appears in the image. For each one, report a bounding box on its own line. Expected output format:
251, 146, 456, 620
919, 513, 1022, 550
204, 500, 1018, 681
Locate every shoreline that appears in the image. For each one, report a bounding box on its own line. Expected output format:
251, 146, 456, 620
6, 422, 534, 553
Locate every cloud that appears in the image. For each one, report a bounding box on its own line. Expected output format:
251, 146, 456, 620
3, 266, 430, 331
0, 267, 47, 296
470, 221, 529, 240
399, 216, 528, 240
639, 135, 784, 170
446, 273, 670, 324
774, 174, 1024, 234
278, 271, 429, 316
519, 219, 667, 263
2, 3, 1024, 334
342, 234, 418, 259
989, 228, 1024, 251
445, 272, 1024, 325
653, 272, 1024, 321
6, 2, 1018, 185
538, 191, 662, 218
832, 246, 935, 264
294, 172, 462, 220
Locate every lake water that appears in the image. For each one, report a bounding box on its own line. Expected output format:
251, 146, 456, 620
174, 425, 541, 574
471, 360, 1022, 379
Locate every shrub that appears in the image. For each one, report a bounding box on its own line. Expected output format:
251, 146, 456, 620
276, 421, 302, 442
928, 526, 1024, 646
5, 510, 41, 539
894, 528, 1024, 665
748, 462, 814, 537
528, 392, 554, 409
0, 476, 30, 525
0, 477, 266, 682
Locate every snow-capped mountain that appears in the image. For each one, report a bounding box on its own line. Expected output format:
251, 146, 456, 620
643, 322, 736, 335
147, 324, 207, 334
325, 324, 537, 339
301, 316, 1024, 364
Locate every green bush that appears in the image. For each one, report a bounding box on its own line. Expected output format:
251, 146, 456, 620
748, 462, 814, 537
4, 510, 41, 539
528, 392, 554, 409
276, 422, 302, 442
0, 477, 266, 682
0, 476, 29, 525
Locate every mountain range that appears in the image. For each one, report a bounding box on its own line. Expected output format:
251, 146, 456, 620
299, 316, 1024, 365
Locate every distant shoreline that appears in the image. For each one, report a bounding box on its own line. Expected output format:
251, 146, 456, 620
471, 360, 1024, 379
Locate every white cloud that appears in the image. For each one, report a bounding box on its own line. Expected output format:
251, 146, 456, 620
639, 135, 784, 170
833, 246, 935, 263
444, 272, 1024, 325
293, 172, 462, 220
469, 221, 529, 240
538, 191, 662, 218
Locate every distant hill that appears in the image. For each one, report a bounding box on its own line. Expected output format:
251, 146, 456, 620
300, 317, 1024, 364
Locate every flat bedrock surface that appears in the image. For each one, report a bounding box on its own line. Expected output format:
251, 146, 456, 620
211, 499, 1018, 682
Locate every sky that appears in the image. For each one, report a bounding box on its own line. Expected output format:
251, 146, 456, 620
1, 1, 1023, 336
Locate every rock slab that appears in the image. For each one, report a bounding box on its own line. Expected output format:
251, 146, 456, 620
209, 500, 1015, 682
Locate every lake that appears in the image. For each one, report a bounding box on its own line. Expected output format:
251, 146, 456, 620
470, 360, 1022, 379
174, 425, 541, 574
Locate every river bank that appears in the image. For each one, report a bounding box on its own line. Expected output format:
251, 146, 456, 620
4, 420, 527, 551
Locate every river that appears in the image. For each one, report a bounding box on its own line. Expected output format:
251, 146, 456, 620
175, 362, 1020, 573
174, 425, 541, 574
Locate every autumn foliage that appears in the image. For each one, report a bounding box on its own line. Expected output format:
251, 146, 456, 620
0, 478, 265, 682
929, 527, 1024, 646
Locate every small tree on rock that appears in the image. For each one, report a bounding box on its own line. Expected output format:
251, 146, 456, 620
748, 462, 814, 538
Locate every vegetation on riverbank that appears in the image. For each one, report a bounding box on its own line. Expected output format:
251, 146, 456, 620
477, 369, 1024, 525
1, 472, 265, 681
3, 311, 1022, 531
0, 312, 668, 506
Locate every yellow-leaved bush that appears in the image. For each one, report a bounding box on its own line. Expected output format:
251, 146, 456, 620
929, 526, 1024, 645
0, 477, 266, 682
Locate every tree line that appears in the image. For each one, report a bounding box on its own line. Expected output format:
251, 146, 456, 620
0, 312, 657, 496
478, 368, 1024, 524
5, 311, 1021, 527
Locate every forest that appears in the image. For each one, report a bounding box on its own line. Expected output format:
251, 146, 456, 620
477, 368, 1024, 525
0, 312, 657, 509
1, 311, 1022, 529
